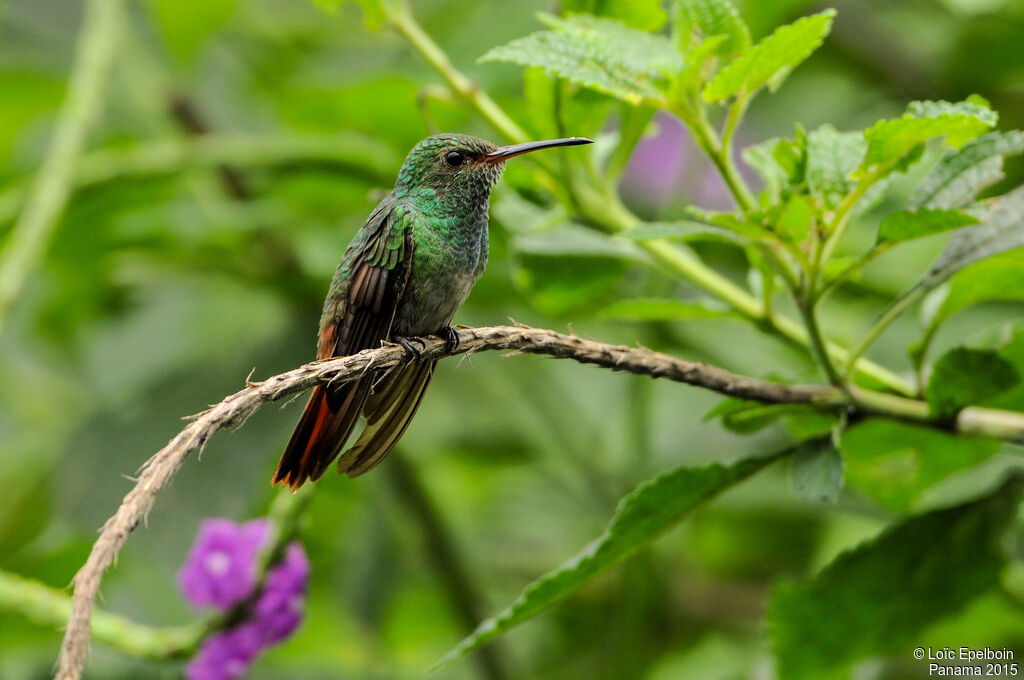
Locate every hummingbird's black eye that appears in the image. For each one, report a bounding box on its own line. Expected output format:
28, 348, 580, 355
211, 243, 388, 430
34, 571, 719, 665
444, 150, 465, 167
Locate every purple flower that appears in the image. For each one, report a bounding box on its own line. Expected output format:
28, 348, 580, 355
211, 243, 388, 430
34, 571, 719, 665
178, 519, 269, 610
185, 622, 265, 680
179, 518, 310, 680
253, 543, 310, 643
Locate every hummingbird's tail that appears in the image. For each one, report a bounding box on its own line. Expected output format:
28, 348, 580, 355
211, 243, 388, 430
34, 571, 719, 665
335, 360, 435, 477
272, 381, 369, 490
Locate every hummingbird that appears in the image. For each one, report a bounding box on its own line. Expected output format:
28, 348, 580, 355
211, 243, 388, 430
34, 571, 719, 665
272, 133, 592, 489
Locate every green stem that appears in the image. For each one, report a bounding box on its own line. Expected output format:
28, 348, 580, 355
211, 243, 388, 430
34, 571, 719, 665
685, 104, 757, 211
388, 1, 528, 144
0, 134, 398, 227
797, 299, 843, 386
844, 286, 926, 380
817, 243, 891, 302
0, 570, 207, 659
0, 0, 124, 333
818, 172, 877, 271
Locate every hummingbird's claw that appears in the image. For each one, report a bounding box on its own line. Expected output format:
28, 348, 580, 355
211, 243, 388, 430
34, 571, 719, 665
441, 326, 460, 353
394, 335, 424, 360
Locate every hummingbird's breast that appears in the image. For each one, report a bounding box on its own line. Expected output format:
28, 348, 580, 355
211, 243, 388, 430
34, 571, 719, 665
392, 202, 490, 336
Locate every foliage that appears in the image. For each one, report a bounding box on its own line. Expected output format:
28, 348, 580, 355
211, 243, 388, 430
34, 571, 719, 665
2, 0, 1024, 679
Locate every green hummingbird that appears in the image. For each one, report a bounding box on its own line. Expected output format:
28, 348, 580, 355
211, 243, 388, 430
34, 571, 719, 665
273, 133, 592, 489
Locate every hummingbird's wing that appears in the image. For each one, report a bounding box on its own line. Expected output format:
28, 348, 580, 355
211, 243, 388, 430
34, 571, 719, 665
272, 201, 414, 489
334, 358, 435, 476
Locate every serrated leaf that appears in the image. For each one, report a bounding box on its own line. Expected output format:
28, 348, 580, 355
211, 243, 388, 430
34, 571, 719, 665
790, 438, 843, 502
672, 0, 751, 56
598, 297, 734, 321
837, 418, 1000, 511
563, 0, 667, 31
702, 10, 835, 101
876, 208, 979, 244
432, 452, 786, 670
481, 14, 680, 105
921, 184, 1024, 291
858, 100, 998, 176
927, 347, 1020, 418
805, 124, 866, 209
911, 130, 1024, 210
770, 475, 1023, 680
617, 220, 746, 244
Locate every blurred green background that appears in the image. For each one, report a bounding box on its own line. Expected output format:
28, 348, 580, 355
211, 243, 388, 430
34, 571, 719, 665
2, 0, 1024, 678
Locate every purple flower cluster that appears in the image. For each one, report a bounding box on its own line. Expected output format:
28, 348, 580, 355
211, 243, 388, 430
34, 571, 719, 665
178, 519, 309, 680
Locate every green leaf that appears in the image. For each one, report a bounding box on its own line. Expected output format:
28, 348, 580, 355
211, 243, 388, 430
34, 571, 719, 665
927, 347, 1020, 418
911, 130, 1024, 210
929, 250, 1024, 334
703, 397, 807, 434
672, 0, 751, 56
563, 0, 668, 31
837, 419, 1000, 511
875, 208, 979, 244
770, 475, 1023, 680
617, 220, 747, 244
921, 184, 1024, 291
481, 14, 681, 105
777, 194, 813, 242
702, 10, 835, 102
432, 452, 786, 670
858, 100, 998, 176
790, 438, 843, 502
805, 124, 866, 209
598, 297, 734, 321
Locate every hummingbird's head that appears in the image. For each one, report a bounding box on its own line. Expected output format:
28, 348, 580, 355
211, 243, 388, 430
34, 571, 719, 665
394, 133, 592, 211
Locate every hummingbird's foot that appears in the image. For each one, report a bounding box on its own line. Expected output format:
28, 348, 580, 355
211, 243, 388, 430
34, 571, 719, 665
441, 325, 460, 353
394, 335, 424, 360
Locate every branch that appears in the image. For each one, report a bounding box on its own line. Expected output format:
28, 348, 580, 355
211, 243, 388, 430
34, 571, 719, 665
54, 324, 1024, 679
380, 1, 915, 397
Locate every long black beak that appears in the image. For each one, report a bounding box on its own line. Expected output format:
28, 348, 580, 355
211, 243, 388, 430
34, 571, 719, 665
484, 137, 593, 162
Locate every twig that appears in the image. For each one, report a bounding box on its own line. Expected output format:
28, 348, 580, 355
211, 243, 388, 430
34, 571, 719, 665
0, 0, 124, 333
54, 324, 1024, 679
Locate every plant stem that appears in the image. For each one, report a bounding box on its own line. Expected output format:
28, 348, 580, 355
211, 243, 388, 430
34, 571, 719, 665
818, 172, 876, 269
0, 570, 206, 659
686, 104, 757, 211
797, 299, 843, 386
844, 286, 926, 380
0, 0, 123, 333
388, 1, 529, 144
